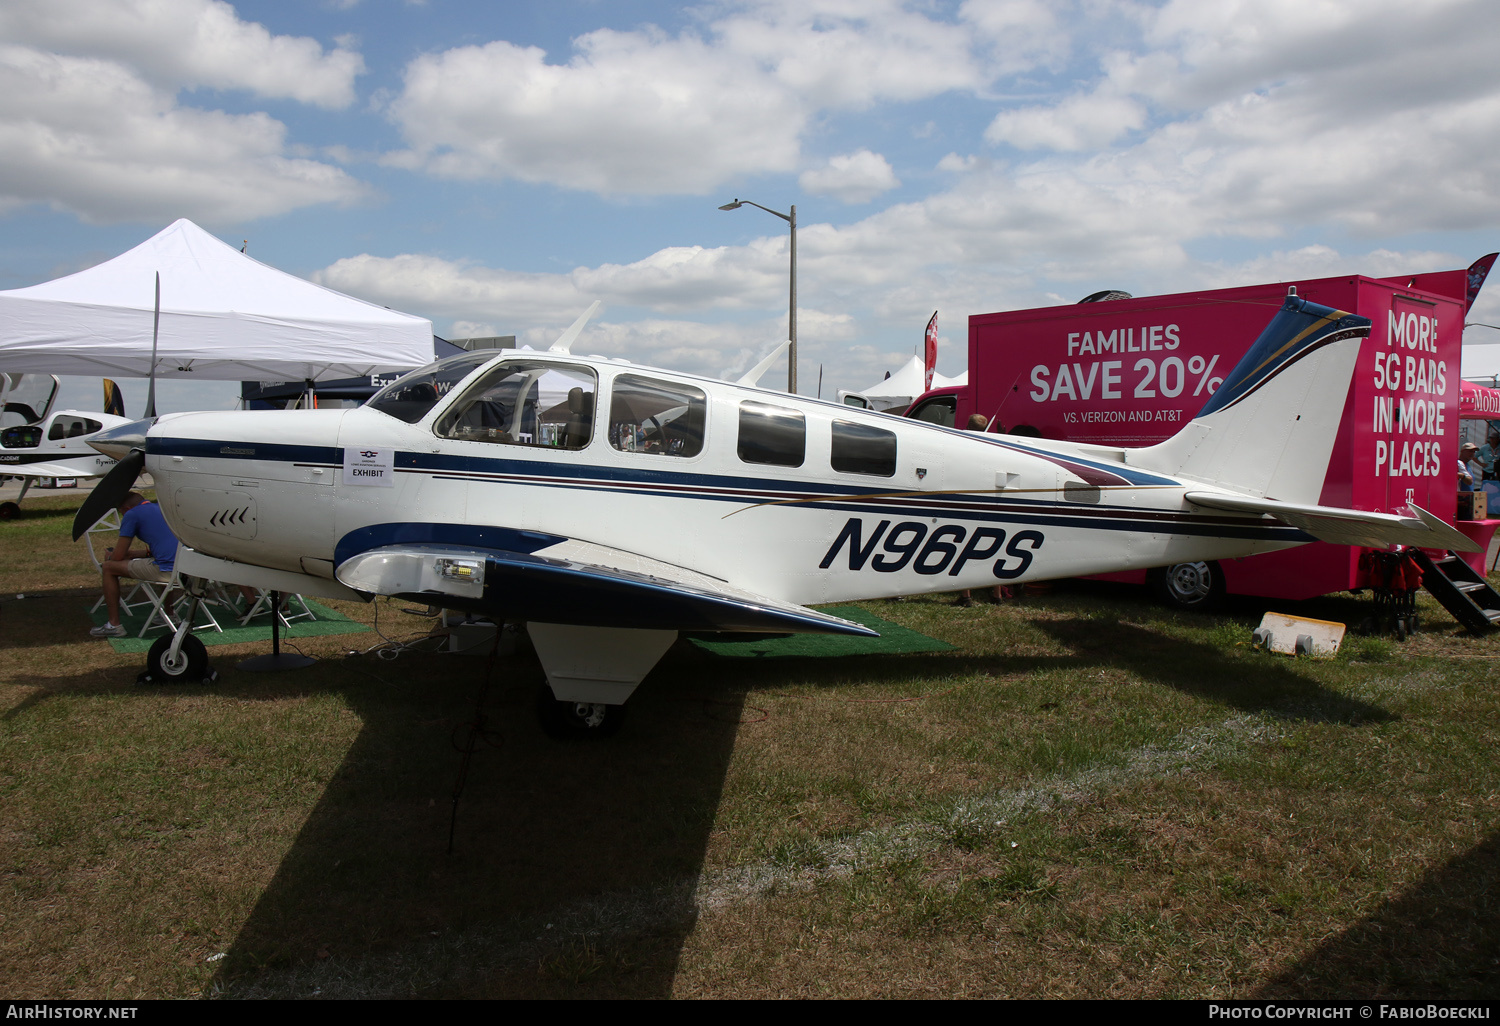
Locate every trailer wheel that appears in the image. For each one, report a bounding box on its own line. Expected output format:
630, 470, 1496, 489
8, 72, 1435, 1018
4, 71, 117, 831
1151, 561, 1224, 612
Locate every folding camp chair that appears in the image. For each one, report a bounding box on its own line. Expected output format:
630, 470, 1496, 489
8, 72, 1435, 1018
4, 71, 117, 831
239, 589, 315, 629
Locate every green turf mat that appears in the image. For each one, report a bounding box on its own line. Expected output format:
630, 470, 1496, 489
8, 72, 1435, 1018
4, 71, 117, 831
90, 595, 370, 653
687, 605, 954, 659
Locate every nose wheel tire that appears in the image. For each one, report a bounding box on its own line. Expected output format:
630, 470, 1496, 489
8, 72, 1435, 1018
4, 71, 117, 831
146, 633, 210, 682
536, 685, 627, 739
1151, 561, 1224, 612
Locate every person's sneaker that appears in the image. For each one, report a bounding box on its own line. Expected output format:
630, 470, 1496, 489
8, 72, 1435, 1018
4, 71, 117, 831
89, 622, 127, 637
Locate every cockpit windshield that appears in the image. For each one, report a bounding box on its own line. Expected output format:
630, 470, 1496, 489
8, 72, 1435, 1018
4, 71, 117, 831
365, 351, 497, 424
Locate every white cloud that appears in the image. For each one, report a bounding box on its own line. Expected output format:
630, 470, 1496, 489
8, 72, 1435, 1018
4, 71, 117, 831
966, 0, 1500, 246
985, 90, 1144, 151
713, 0, 987, 108
0, 45, 367, 224
383, 32, 803, 193
0, 0, 364, 109
799, 150, 899, 203
381, 1, 1056, 196
314, 237, 801, 325
958, 0, 1072, 75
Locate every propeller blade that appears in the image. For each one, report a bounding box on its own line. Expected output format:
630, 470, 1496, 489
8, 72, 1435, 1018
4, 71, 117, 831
72, 449, 145, 541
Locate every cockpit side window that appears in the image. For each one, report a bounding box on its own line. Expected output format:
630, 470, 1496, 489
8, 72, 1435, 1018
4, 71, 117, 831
48, 416, 101, 440
366, 351, 496, 424
436, 361, 598, 449
831, 419, 897, 477
737, 401, 805, 467
609, 374, 706, 458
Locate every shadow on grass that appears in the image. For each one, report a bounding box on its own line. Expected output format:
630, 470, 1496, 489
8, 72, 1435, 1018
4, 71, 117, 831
1255, 828, 1500, 998
682, 607, 1393, 727
1031, 616, 1392, 724
2, 503, 85, 524
211, 637, 746, 999
1, 587, 152, 651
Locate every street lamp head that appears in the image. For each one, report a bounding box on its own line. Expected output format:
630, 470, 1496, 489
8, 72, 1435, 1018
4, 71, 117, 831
718, 200, 743, 210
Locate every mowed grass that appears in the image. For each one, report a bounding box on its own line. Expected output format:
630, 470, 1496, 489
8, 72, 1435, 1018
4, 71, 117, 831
3, 490, 1500, 998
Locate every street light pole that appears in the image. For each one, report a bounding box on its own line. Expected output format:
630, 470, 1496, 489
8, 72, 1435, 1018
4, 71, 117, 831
719, 198, 797, 394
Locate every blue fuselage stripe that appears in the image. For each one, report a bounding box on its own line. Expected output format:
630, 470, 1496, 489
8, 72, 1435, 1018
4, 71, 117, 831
153, 436, 1306, 543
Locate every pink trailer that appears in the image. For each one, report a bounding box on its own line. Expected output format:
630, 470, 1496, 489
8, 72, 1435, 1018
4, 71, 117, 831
905, 269, 1476, 607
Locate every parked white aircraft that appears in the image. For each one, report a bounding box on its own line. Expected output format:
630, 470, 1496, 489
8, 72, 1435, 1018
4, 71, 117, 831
78, 294, 1477, 733
1, 374, 130, 519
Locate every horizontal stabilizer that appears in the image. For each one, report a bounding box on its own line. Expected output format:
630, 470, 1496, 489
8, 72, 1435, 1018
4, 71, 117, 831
336, 534, 880, 636
1184, 491, 1482, 553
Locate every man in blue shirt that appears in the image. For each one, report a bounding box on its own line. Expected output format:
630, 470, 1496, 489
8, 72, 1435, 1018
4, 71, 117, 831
91, 491, 180, 638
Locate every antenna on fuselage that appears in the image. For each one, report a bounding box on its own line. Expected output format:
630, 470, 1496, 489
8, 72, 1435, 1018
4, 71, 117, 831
548, 301, 601, 354
736, 340, 791, 387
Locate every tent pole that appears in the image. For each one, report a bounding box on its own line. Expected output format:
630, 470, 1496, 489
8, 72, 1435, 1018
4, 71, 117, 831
144, 272, 160, 419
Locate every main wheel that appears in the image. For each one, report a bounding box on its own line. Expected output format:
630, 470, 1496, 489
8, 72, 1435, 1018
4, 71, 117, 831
0, 501, 19, 520
536, 685, 627, 739
146, 634, 209, 682
1151, 561, 1224, 612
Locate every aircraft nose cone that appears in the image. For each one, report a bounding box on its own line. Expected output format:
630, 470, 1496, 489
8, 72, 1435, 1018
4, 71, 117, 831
89, 418, 154, 459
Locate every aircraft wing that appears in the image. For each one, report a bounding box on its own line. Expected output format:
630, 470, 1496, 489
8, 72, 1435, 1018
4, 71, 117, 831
335, 533, 880, 636
2, 460, 108, 479
1184, 491, 1482, 553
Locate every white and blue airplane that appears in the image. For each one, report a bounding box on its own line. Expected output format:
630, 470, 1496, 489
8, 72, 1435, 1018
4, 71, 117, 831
77, 293, 1477, 733
1, 374, 130, 519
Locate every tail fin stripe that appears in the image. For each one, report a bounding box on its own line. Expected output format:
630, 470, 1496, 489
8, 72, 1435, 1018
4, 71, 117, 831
1208, 325, 1369, 416
1236, 311, 1344, 383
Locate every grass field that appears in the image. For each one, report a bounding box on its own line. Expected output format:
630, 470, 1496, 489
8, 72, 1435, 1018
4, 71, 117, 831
3, 491, 1500, 999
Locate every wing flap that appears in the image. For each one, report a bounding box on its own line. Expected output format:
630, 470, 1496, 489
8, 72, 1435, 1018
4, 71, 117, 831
336, 539, 879, 636
1185, 491, 1482, 553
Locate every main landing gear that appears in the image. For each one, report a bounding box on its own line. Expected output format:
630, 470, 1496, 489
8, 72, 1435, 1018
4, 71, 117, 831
536, 687, 628, 739
1151, 561, 1224, 612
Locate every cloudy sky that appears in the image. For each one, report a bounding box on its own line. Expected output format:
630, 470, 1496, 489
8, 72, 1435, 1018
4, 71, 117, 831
4, 0, 1500, 413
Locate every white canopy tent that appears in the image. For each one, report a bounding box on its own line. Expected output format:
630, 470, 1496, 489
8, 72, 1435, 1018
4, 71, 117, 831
1462, 342, 1500, 386
0, 219, 434, 382
855, 354, 966, 410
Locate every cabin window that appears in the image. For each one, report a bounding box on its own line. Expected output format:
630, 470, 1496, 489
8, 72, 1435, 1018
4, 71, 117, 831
737, 401, 805, 468
367, 351, 496, 424
1, 426, 41, 449
609, 375, 706, 458
436, 361, 598, 449
48, 416, 102, 440
831, 419, 897, 477
907, 395, 956, 428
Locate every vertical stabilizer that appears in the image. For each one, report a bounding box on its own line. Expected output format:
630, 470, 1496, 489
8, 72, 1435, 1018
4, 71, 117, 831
1132, 295, 1370, 503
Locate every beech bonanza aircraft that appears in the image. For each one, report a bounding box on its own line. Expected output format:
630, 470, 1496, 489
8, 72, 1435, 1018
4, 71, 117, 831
1, 375, 130, 519
77, 294, 1477, 733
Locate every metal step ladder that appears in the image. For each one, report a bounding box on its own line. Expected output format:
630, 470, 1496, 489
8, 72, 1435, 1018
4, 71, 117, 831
1410, 550, 1500, 635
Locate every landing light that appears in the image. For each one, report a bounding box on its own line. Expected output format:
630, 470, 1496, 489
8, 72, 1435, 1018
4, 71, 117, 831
436, 557, 484, 585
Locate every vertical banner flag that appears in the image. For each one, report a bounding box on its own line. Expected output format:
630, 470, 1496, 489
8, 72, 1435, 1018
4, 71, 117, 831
923, 311, 938, 392
1466, 253, 1497, 314
102, 379, 125, 418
